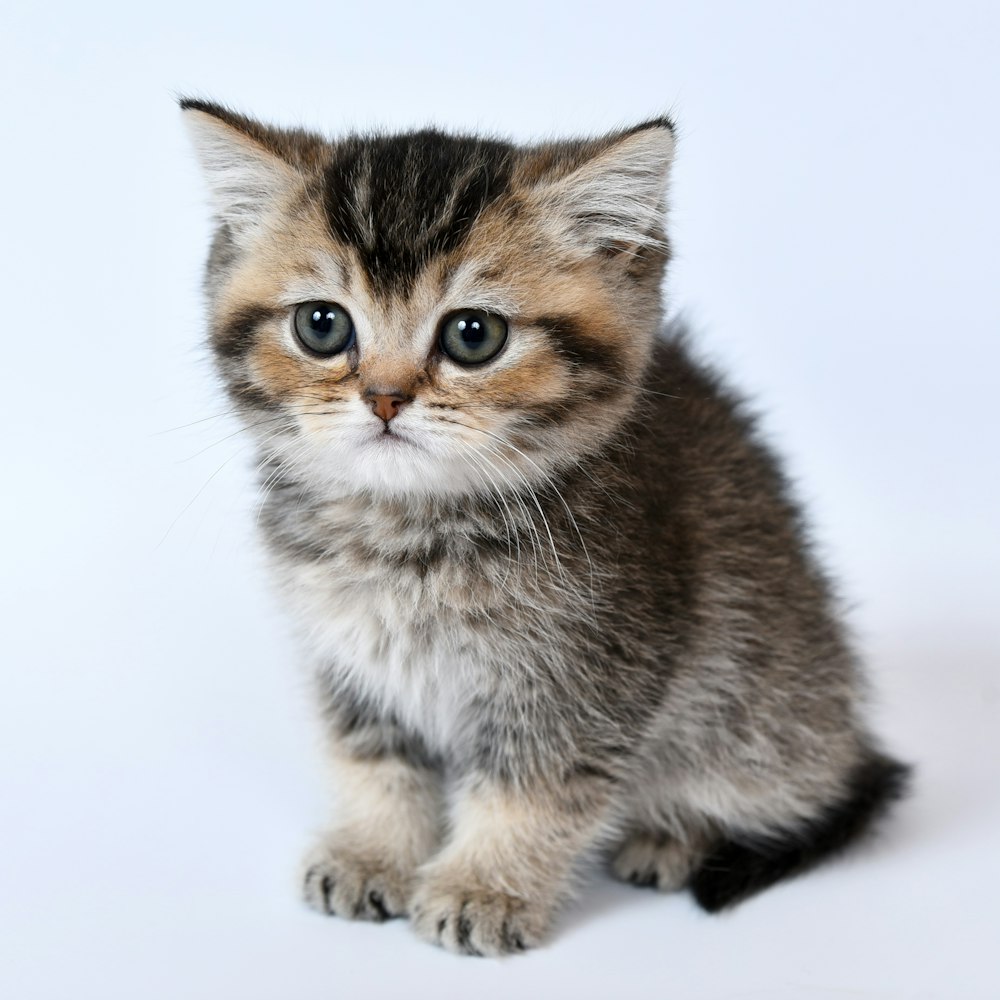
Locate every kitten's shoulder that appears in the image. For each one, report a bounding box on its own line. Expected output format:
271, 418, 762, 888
623, 323, 802, 527
646, 323, 754, 429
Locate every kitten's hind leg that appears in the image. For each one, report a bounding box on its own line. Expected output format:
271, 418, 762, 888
611, 827, 712, 892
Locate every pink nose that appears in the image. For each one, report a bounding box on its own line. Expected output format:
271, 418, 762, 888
367, 391, 410, 423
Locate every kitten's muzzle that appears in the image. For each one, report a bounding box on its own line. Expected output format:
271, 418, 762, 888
364, 388, 412, 424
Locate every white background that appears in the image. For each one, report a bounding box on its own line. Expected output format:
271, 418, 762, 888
2, 2, 998, 997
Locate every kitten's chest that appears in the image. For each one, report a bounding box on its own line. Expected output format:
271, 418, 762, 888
273, 514, 508, 752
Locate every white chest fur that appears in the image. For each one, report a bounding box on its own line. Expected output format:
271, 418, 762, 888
276, 553, 498, 754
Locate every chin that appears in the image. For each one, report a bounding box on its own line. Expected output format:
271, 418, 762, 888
305, 433, 487, 500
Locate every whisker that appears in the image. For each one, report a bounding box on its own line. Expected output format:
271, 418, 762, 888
152, 408, 243, 435
599, 373, 684, 400
439, 416, 600, 611
156, 444, 251, 549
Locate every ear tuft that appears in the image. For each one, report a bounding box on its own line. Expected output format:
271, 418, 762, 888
529, 121, 676, 257
180, 100, 303, 242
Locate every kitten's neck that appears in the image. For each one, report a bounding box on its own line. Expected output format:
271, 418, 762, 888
256, 448, 615, 580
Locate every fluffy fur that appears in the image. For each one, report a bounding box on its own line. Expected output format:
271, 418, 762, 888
182, 99, 909, 956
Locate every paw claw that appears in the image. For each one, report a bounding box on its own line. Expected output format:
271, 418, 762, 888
367, 890, 390, 922
612, 830, 705, 893
456, 909, 474, 950
410, 874, 550, 956
321, 874, 335, 913
302, 838, 413, 922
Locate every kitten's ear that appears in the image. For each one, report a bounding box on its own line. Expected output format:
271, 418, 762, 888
180, 99, 311, 243
527, 119, 676, 257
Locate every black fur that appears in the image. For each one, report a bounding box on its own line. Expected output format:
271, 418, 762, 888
322, 131, 513, 295
689, 754, 912, 912
533, 315, 621, 380
226, 378, 281, 413
215, 303, 283, 360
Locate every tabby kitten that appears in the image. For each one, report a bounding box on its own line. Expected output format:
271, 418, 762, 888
182, 100, 909, 956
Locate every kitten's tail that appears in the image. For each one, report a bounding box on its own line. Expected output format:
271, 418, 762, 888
688, 753, 912, 913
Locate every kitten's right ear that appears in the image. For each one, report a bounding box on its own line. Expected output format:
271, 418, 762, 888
180, 99, 304, 243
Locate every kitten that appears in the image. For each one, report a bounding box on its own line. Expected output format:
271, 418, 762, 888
182, 100, 910, 956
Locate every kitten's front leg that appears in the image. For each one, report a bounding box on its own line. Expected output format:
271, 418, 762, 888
303, 737, 443, 922
410, 774, 613, 955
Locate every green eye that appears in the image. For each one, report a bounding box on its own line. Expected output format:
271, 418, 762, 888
293, 302, 355, 356
439, 310, 508, 365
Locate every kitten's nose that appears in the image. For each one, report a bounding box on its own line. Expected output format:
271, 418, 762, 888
365, 389, 411, 423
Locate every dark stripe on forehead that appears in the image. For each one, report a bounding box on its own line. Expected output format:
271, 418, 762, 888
322, 130, 514, 295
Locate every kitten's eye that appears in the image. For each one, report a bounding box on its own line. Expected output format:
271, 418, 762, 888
439, 310, 508, 365
293, 302, 355, 356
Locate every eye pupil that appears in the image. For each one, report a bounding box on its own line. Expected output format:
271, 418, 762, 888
460, 319, 485, 345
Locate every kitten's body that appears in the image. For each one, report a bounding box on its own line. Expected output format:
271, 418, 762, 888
183, 102, 908, 954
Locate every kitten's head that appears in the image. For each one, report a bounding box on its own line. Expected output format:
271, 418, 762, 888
182, 101, 675, 499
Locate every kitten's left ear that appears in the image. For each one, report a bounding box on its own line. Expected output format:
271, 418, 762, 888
180, 99, 320, 244
527, 119, 676, 257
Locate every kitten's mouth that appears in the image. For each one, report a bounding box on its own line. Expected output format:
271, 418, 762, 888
373, 425, 420, 449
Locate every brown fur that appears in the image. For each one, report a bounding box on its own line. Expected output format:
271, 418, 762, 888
182, 100, 909, 956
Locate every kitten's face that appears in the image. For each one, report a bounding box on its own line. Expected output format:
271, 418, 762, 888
184, 104, 674, 499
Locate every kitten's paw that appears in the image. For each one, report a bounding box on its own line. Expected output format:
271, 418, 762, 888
302, 840, 413, 922
611, 830, 703, 892
410, 873, 550, 957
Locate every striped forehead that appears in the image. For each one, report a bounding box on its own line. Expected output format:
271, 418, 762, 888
320, 130, 515, 296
